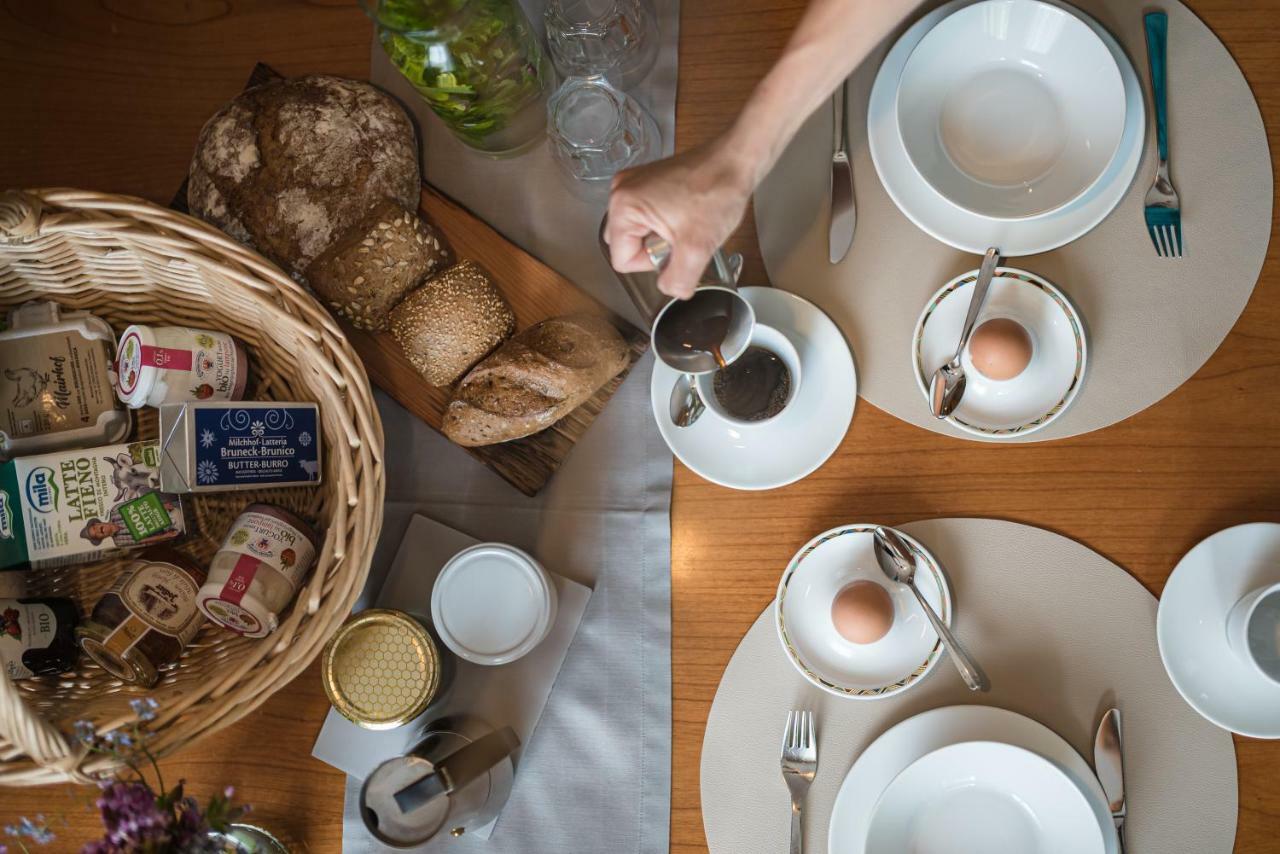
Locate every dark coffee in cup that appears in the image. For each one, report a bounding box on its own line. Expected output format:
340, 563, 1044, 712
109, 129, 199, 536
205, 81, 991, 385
712, 346, 792, 421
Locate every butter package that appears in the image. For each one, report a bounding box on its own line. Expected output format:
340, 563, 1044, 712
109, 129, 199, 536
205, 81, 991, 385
159, 401, 322, 493
0, 441, 189, 571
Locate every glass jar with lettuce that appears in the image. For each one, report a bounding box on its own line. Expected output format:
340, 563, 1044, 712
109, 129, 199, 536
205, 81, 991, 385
362, 0, 553, 157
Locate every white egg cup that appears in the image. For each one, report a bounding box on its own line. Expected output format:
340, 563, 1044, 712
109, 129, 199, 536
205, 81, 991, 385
776, 524, 952, 699
914, 267, 1087, 438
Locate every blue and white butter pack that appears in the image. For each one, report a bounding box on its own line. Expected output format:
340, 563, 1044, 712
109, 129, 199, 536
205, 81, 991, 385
158, 401, 322, 493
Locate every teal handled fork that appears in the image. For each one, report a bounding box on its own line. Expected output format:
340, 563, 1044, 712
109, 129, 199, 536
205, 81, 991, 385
1143, 11, 1182, 257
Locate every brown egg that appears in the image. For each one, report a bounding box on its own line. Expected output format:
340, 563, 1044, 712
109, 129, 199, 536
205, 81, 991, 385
831, 580, 894, 645
968, 317, 1033, 381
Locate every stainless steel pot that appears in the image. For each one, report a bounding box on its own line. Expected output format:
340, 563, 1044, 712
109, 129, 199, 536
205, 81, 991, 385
598, 218, 755, 374
359, 716, 519, 847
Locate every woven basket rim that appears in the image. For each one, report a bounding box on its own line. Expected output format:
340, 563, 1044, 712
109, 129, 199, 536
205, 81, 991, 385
0, 187, 385, 785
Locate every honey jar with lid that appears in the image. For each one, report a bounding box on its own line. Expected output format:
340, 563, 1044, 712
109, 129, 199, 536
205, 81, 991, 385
322, 608, 453, 730
77, 547, 207, 687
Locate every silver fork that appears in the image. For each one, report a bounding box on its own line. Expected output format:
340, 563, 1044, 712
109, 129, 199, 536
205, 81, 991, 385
780, 710, 818, 854
1143, 11, 1182, 257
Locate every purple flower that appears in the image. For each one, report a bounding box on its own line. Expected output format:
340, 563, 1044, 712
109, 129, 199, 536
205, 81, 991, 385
72, 720, 98, 745
128, 698, 159, 723
3, 815, 54, 846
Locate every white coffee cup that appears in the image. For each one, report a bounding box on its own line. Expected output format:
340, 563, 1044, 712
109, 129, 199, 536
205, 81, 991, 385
1226, 581, 1280, 685
696, 323, 802, 428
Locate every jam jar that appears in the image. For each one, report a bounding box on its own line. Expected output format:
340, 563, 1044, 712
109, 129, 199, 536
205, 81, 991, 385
77, 547, 207, 687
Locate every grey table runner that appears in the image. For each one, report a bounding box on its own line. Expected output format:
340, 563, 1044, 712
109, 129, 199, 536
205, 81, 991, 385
340, 2, 680, 851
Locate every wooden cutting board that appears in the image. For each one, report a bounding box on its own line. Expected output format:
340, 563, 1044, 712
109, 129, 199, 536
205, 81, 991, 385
341, 185, 649, 496
174, 64, 649, 496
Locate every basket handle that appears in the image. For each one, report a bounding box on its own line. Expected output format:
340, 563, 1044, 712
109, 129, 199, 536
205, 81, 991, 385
0, 670, 84, 778
0, 191, 44, 241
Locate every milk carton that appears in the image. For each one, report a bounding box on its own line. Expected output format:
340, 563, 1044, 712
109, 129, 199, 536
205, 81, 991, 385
0, 441, 189, 571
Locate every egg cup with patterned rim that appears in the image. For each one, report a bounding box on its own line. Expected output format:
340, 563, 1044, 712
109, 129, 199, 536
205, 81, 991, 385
912, 267, 1088, 439
776, 524, 953, 700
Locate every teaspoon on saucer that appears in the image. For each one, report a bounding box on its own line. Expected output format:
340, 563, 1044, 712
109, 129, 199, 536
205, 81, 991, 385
669, 373, 705, 428
929, 247, 1000, 418
873, 526, 989, 691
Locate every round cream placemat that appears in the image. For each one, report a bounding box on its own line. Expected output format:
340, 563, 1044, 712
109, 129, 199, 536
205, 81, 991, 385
700, 519, 1237, 853
753, 0, 1272, 442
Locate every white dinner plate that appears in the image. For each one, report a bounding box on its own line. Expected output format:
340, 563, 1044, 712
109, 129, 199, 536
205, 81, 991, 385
650, 287, 856, 490
865, 741, 1106, 854
1157, 522, 1280, 738
828, 705, 1120, 854
896, 0, 1126, 219
869, 0, 1146, 255
776, 525, 952, 699
912, 267, 1087, 437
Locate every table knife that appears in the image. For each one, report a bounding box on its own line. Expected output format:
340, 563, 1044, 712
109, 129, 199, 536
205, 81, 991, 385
1094, 708, 1127, 853
828, 80, 856, 264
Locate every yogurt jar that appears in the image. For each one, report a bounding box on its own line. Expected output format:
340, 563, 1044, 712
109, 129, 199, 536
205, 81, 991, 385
196, 504, 319, 638
114, 325, 250, 409
430, 543, 557, 666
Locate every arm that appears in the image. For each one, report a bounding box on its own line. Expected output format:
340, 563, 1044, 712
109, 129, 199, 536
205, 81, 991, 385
605, 0, 922, 297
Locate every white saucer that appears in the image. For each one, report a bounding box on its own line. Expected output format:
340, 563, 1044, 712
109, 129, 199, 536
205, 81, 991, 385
868, 0, 1145, 255
1157, 522, 1280, 738
913, 267, 1086, 438
650, 287, 856, 490
865, 741, 1106, 854
828, 705, 1120, 854
776, 525, 951, 699
895, 0, 1126, 220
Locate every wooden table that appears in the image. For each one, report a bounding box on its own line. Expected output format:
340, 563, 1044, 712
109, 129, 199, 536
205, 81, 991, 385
1, 1, 1277, 850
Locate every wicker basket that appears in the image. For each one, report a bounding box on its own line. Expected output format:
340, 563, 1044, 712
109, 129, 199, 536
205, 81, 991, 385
0, 188, 385, 785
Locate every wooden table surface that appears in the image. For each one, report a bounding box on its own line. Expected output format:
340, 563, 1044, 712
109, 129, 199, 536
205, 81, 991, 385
2, 0, 1278, 851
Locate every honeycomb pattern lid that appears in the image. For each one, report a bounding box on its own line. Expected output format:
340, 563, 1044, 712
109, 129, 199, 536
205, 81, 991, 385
322, 609, 441, 730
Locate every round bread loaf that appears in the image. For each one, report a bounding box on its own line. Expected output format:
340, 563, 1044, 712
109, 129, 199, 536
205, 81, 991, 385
188, 74, 419, 277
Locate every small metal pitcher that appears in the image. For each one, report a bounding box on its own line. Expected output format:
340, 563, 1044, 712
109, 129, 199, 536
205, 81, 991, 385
360, 717, 519, 847
598, 219, 755, 374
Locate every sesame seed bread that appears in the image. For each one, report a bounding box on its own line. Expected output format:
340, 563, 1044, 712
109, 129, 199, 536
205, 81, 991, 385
306, 199, 451, 331
389, 260, 515, 386
442, 314, 629, 447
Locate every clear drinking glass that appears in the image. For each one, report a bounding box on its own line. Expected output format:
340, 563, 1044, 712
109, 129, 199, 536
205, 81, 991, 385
362, 0, 553, 157
547, 76, 661, 182
545, 0, 659, 90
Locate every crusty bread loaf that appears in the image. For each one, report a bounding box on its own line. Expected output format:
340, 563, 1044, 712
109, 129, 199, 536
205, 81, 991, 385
389, 260, 515, 386
306, 199, 450, 331
188, 75, 419, 276
442, 314, 629, 446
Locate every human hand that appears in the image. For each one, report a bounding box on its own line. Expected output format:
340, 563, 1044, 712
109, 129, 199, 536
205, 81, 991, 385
604, 142, 754, 299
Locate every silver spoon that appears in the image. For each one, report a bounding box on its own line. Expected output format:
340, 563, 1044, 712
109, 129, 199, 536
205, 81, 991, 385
669, 373, 705, 428
929, 247, 1000, 419
873, 526, 989, 692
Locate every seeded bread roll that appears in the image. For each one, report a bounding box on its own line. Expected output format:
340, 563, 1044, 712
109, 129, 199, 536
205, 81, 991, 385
442, 314, 629, 446
305, 199, 450, 331
389, 260, 516, 386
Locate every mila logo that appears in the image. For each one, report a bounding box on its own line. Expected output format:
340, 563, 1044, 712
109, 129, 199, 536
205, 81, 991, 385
24, 467, 59, 514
